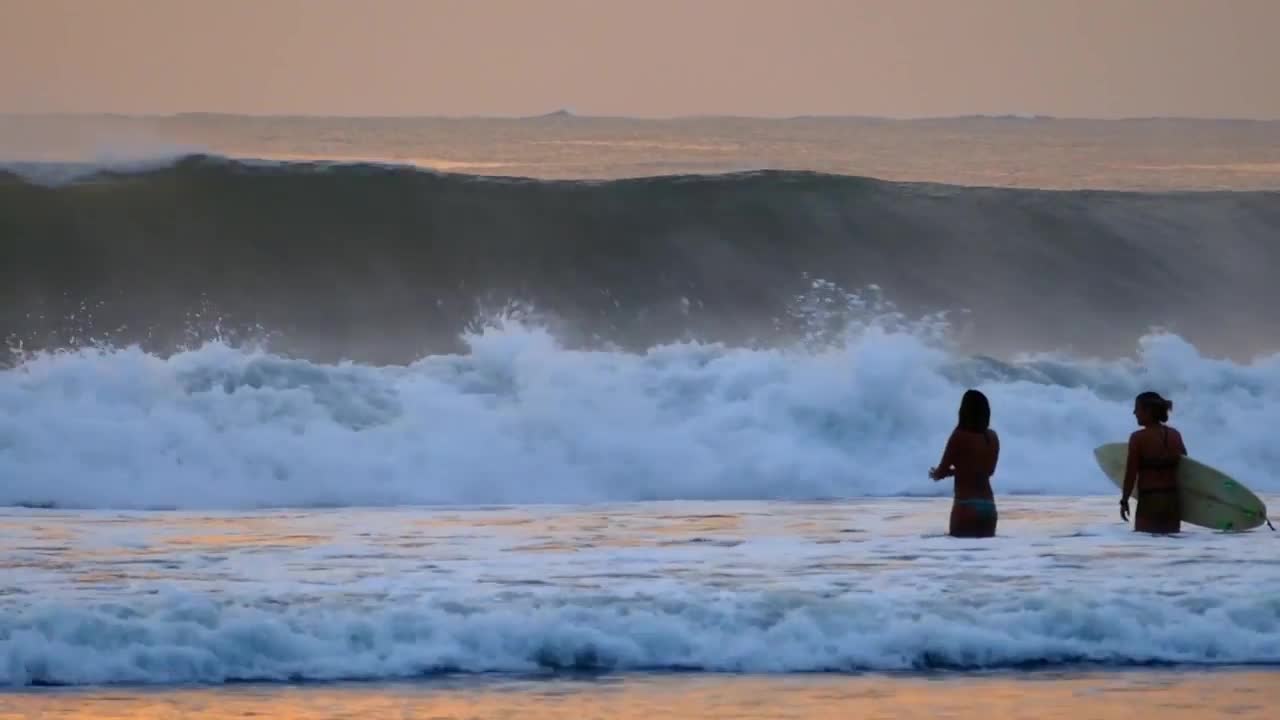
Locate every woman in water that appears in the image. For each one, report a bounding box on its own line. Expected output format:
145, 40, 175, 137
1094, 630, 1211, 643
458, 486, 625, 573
1121, 391, 1186, 534
930, 389, 999, 538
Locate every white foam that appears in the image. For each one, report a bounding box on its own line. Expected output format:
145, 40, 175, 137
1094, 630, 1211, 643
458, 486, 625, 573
3, 498, 1277, 687
3, 588, 1277, 685
2, 322, 1279, 510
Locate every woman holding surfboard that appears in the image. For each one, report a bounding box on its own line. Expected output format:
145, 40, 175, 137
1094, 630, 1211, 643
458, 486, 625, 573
1094, 399, 1270, 533
930, 390, 1000, 538
1120, 391, 1187, 534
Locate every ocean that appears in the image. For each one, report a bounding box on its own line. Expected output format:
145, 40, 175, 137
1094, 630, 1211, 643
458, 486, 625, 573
1, 115, 1279, 718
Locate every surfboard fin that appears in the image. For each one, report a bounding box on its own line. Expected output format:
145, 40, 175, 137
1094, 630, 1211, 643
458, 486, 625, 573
1267, 518, 1276, 531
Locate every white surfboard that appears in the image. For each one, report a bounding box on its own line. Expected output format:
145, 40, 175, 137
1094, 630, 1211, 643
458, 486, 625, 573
1093, 443, 1270, 532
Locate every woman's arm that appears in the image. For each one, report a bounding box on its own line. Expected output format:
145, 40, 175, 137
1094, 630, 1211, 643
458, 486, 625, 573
990, 430, 1000, 477
929, 430, 957, 481
1122, 433, 1139, 502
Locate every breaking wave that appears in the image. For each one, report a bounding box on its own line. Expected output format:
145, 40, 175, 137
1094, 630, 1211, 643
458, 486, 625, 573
4, 155, 1280, 362
4, 589, 1278, 685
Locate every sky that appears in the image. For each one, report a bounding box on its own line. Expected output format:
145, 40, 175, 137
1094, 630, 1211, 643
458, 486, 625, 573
2, 0, 1277, 119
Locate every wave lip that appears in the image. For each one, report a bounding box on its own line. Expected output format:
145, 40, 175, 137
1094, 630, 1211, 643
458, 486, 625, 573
4, 591, 1277, 686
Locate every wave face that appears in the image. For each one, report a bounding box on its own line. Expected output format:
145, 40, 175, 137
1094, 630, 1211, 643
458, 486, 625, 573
4, 155, 1280, 363
4, 589, 1279, 685
3, 319, 1280, 510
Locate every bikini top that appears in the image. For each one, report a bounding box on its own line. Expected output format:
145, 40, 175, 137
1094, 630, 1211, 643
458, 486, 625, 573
1139, 427, 1180, 471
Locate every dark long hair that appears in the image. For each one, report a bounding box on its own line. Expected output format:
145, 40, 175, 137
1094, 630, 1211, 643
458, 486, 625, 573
958, 389, 991, 432
1136, 391, 1173, 423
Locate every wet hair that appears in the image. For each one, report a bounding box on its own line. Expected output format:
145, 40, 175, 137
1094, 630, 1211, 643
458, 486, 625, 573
1135, 391, 1173, 423
957, 389, 991, 432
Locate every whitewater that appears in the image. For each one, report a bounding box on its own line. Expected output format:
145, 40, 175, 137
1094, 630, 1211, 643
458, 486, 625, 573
3, 119, 1280, 702
3, 500, 1279, 686
7, 312, 1280, 687
4, 314, 1280, 510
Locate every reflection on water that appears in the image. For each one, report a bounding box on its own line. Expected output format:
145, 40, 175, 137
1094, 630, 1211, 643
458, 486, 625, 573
4, 498, 1276, 602
2, 672, 1276, 719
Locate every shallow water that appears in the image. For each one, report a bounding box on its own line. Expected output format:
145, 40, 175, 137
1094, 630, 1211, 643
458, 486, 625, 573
3, 671, 1278, 719
3, 499, 1278, 686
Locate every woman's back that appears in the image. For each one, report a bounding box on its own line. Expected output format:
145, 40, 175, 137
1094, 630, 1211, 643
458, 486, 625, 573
940, 428, 999, 500
930, 389, 1000, 538
1128, 424, 1185, 492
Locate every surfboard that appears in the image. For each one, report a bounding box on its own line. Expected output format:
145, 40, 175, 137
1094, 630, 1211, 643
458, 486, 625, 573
1093, 443, 1270, 532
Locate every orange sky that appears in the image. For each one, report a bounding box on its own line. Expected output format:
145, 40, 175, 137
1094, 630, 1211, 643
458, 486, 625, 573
2, 0, 1277, 118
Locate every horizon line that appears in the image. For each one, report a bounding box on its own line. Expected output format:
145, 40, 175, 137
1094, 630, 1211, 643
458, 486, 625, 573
3, 110, 1279, 124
